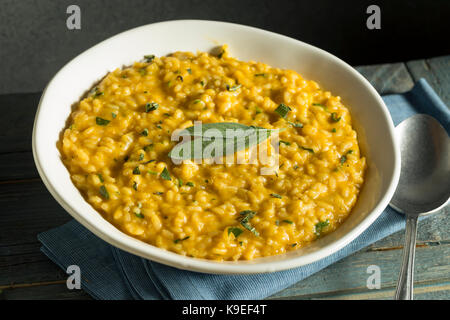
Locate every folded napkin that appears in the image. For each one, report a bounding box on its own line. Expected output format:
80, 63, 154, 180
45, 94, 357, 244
38, 79, 449, 300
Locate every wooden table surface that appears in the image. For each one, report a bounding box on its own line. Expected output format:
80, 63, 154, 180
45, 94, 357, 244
0, 56, 448, 300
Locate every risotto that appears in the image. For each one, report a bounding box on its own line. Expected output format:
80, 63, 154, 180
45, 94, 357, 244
58, 45, 366, 261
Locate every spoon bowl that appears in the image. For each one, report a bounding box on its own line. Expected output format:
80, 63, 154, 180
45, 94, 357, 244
390, 113, 450, 300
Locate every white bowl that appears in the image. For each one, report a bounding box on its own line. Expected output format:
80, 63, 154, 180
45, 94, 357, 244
32, 20, 400, 274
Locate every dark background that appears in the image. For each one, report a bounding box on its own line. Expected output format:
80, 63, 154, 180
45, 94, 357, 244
1, 0, 449, 94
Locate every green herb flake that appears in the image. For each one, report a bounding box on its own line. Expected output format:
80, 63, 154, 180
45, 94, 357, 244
176, 75, 183, 82
275, 220, 280, 226
340, 150, 354, 164
135, 211, 144, 218
200, 80, 205, 86
97, 173, 104, 183
156, 124, 162, 129
145, 102, 159, 112
193, 99, 202, 104
111, 112, 117, 119
96, 117, 110, 126
255, 106, 262, 114
312, 103, 327, 110
99, 185, 109, 199
254, 73, 266, 77
291, 243, 297, 247
138, 153, 144, 161
144, 54, 155, 63
239, 210, 259, 236
187, 68, 192, 74
315, 219, 330, 236
288, 121, 303, 128
301, 146, 315, 154
331, 112, 341, 122
226, 84, 242, 92
282, 219, 293, 224
133, 166, 141, 175
177, 178, 183, 187
148, 170, 158, 175
153, 191, 164, 195
331, 128, 337, 133
139, 68, 147, 76
186, 182, 194, 187
143, 144, 153, 152
91, 88, 104, 98
270, 193, 282, 199
161, 167, 171, 181
228, 227, 243, 238
275, 103, 291, 119
279, 140, 291, 146
174, 236, 190, 244
132, 181, 138, 191
141, 128, 149, 136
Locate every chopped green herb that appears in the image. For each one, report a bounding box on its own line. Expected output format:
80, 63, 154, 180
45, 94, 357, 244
176, 75, 183, 82
99, 185, 109, 199
315, 220, 330, 236
312, 103, 327, 109
143, 144, 153, 152
270, 193, 282, 199
111, 112, 117, 119
96, 117, 110, 126
124, 155, 129, 162
144, 54, 155, 62
133, 166, 141, 175
291, 243, 297, 247
288, 121, 303, 128
138, 153, 144, 161
255, 106, 262, 114
239, 210, 259, 236
331, 112, 341, 122
153, 192, 164, 195
163, 113, 171, 117
331, 128, 337, 133
97, 173, 104, 183
156, 124, 162, 129
282, 219, 293, 224
144, 159, 155, 164
141, 128, 149, 136
135, 211, 144, 218
91, 88, 104, 98
132, 181, 138, 191
228, 227, 243, 238
239, 241, 243, 246
275, 220, 280, 226
193, 99, 202, 104
139, 68, 147, 76
275, 103, 291, 118
148, 170, 158, 175
177, 178, 183, 187
301, 146, 315, 154
145, 102, 159, 112
187, 68, 192, 74
174, 236, 190, 244
161, 167, 171, 180
254, 73, 266, 77
226, 84, 241, 92
200, 80, 205, 86
340, 150, 354, 164
279, 140, 291, 146
186, 182, 194, 187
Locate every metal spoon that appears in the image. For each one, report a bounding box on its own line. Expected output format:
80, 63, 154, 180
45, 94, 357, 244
390, 114, 450, 300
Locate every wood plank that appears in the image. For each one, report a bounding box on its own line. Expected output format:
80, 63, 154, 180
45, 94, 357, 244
0, 180, 72, 247
0, 282, 92, 300
269, 242, 450, 300
0, 93, 41, 153
0, 151, 38, 181
354, 63, 415, 94
406, 56, 450, 106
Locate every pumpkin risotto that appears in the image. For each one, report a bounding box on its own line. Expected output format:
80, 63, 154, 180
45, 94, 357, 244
59, 46, 366, 261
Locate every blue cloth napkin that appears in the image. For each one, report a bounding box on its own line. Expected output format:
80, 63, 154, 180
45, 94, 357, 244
38, 79, 449, 300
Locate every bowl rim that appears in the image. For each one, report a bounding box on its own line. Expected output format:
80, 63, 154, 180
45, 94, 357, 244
32, 19, 401, 274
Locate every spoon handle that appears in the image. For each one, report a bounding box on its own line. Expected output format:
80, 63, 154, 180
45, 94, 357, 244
395, 215, 419, 300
